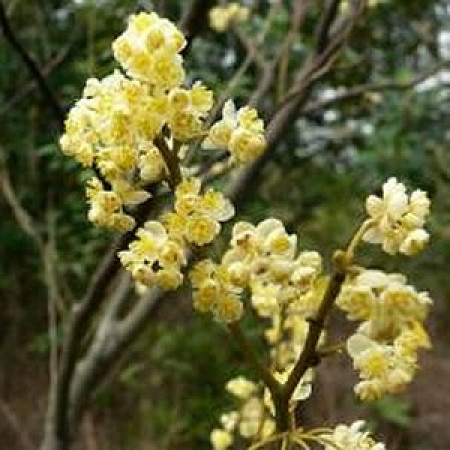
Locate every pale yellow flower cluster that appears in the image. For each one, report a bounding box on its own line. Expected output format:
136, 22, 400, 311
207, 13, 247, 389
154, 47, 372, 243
190, 259, 243, 322
210, 376, 275, 450
191, 218, 322, 323
112, 12, 186, 88
209, 3, 250, 32
320, 421, 385, 450
120, 176, 234, 290
224, 219, 321, 301
60, 24, 210, 231
60, 12, 266, 233
119, 221, 186, 290
204, 100, 266, 164
211, 369, 316, 450
363, 177, 430, 255
60, 11, 266, 293
206, 220, 327, 448
338, 269, 432, 400
165, 177, 235, 246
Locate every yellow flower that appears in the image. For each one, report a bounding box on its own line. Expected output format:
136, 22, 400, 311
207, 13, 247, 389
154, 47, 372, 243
85, 177, 136, 231
204, 100, 266, 164
209, 3, 250, 32
210, 429, 233, 450
190, 260, 243, 322
226, 376, 257, 400
167, 82, 213, 141
186, 214, 220, 246
119, 221, 186, 290
112, 12, 186, 88
363, 178, 430, 255
138, 144, 167, 183
320, 421, 386, 450
239, 397, 264, 438
172, 177, 234, 246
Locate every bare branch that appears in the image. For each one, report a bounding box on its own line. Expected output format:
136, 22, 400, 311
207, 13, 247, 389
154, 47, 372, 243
179, 0, 216, 53
301, 58, 450, 114
226, 2, 365, 207
68, 273, 133, 426
249, 0, 311, 107
315, 0, 342, 54
0, 43, 71, 116
0, 2, 65, 126
0, 399, 35, 450
283, 271, 345, 398
208, 1, 282, 124
0, 156, 42, 247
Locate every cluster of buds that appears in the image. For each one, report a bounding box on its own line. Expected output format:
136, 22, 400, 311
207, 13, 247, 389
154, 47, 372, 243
60, 12, 266, 290
191, 219, 322, 323
338, 269, 432, 400
363, 177, 430, 255
209, 3, 250, 32
204, 100, 266, 164
319, 421, 386, 450
210, 376, 275, 450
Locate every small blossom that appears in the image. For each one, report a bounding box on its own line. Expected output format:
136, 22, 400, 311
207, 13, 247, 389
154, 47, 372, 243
170, 177, 235, 246
209, 3, 250, 32
340, 269, 432, 399
226, 376, 257, 400
119, 221, 186, 290
204, 100, 266, 164
320, 421, 386, 450
210, 429, 233, 450
363, 177, 431, 255
112, 12, 186, 88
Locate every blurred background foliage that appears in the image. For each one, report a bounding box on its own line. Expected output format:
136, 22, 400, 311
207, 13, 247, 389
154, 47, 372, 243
1, 0, 449, 449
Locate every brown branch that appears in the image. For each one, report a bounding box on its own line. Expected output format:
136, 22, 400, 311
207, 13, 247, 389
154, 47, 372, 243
0, 399, 35, 450
49, 193, 160, 449
154, 135, 182, 189
274, 0, 365, 114
283, 271, 345, 398
0, 2, 65, 127
226, 3, 364, 207
0, 42, 71, 116
315, 0, 342, 54
272, 222, 372, 431
227, 322, 280, 395
249, 0, 310, 108
208, 0, 281, 124
276, 0, 308, 99
179, 0, 216, 54
301, 58, 450, 115
0, 155, 42, 246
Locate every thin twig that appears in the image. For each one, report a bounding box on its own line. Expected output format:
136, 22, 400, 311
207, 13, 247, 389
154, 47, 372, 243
227, 322, 280, 395
249, 0, 310, 108
315, 0, 342, 54
0, 1, 65, 126
179, 0, 216, 54
301, 58, 450, 115
208, 0, 281, 124
0, 42, 71, 116
0, 399, 35, 450
154, 135, 182, 189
